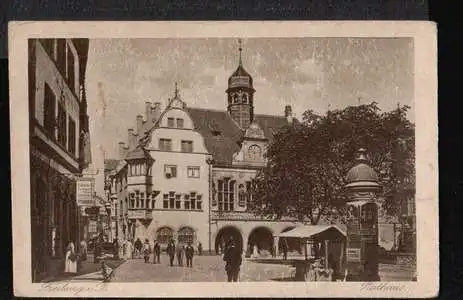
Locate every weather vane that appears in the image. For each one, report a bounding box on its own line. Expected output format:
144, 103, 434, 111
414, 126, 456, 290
238, 38, 243, 66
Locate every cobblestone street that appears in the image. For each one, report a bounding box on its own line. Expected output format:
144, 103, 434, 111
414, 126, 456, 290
110, 254, 415, 282
112, 255, 295, 282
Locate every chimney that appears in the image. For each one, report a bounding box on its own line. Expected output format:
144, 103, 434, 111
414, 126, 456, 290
118, 142, 126, 159
128, 128, 136, 149
285, 105, 293, 124
136, 115, 144, 136
145, 101, 152, 124
151, 102, 162, 124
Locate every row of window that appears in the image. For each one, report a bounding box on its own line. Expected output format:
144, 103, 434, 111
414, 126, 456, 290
128, 163, 152, 177
165, 165, 200, 179
157, 226, 194, 244
40, 39, 77, 95
43, 83, 77, 156
129, 191, 156, 209
167, 117, 184, 129
163, 192, 203, 210
159, 138, 193, 152
124, 191, 203, 211
213, 179, 253, 211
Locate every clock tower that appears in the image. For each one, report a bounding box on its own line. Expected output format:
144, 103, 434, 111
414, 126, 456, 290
226, 39, 255, 129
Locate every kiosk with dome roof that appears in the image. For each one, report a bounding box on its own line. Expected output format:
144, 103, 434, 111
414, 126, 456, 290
344, 148, 382, 281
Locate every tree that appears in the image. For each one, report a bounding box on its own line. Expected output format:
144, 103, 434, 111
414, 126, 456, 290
248, 102, 415, 224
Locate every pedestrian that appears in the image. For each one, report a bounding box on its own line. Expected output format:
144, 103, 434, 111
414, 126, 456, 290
223, 237, 242, 282
143, 239, 151, 263
197, 242, 203, 256
64, 241, 78, 275
153, 240, 161, 264
124, 239, 133, 260
113, 239, 119, 259
185, 242, 195, 268
79, 239, 87, 261
166, 240, 176, 266
134, 238, 142, 259
176, 244, 184, 266
281, 238, 288, 261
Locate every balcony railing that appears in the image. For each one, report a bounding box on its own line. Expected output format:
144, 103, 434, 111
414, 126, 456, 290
211, 210, 296, 221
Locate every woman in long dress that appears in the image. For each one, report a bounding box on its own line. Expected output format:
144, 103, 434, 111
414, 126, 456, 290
64, 242, 78, 274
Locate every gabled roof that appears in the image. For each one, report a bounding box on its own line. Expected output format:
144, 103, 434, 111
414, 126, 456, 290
186, 107, 291, 166
125, 147, 152, 161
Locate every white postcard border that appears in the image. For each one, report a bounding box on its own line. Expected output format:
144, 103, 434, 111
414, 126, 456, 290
9, 21, 438, 298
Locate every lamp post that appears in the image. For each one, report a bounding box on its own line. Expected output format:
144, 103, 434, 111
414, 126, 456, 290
206, 156, 214, 254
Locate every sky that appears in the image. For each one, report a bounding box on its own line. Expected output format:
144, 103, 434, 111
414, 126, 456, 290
85, 37, 414, 195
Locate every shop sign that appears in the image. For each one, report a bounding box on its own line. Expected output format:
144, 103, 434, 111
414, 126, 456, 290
346, 247, 361, 262
76, 178, 94, 206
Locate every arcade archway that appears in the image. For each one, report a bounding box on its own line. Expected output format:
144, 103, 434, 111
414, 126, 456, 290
279, 226, 302, 254
247, 227, 274, 256
215, 226, 243, 254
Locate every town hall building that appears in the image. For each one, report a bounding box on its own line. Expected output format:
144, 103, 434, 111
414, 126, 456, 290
105, 44, 301, 255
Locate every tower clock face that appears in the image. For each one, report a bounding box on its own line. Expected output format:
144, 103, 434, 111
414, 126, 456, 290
248, 145, 262, 161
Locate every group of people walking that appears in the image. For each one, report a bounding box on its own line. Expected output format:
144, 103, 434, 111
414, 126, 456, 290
166, 240, 196, 267
122, 238, 201, 268
63, 236, 243, 282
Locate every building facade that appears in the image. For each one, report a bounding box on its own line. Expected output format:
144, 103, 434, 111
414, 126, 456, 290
29, 38, 91, 281
105, 46, 301, 254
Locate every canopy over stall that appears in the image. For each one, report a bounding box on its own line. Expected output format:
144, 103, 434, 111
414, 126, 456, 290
279, 225, 346, 240
278, 225, 347, 281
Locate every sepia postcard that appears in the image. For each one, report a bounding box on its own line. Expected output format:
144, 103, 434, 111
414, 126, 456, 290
9, 21, 438, 298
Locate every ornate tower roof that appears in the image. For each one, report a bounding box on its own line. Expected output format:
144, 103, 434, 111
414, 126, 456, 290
227, 39, 254, 90
345, 148, 381, 191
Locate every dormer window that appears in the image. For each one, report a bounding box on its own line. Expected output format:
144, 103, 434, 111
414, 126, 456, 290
176, 118, 184, 128
167, 118, 175, 128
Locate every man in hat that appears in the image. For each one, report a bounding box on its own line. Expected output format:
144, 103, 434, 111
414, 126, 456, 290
223, 237, 242, 282
185, 242, 195, 268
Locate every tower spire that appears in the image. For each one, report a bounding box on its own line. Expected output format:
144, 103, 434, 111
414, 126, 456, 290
174, 82, 179, 98
238, 39, 243, 66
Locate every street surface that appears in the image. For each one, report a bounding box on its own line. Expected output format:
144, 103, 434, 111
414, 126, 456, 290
111, 254, 415, 282
112, 255, 294, 282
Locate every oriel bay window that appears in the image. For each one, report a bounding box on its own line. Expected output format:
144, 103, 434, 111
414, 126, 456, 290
128, 160, 152, 176
218, 178, 236, 211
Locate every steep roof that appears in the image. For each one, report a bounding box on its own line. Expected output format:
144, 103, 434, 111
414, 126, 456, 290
186, 107, 291, 166
125, 147, 152, 160
104, 159, 119, 172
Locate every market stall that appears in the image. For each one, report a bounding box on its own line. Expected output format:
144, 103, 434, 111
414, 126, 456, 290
278, 225, 347, 281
